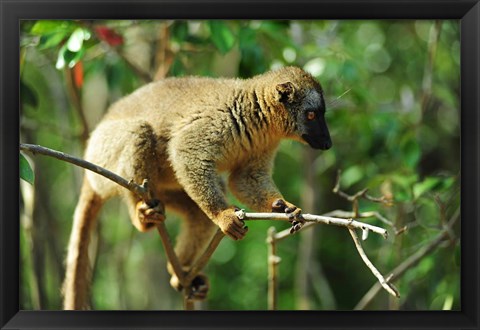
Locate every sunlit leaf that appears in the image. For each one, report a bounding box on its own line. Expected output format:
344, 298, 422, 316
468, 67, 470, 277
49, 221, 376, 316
31, 20, 75, 35
38, 32, 68, 49
20, 153, 34, 185
56, 44, 86, 69
340, 165, 363, 189
208, 21, 236, 54
67, 28, 86, 52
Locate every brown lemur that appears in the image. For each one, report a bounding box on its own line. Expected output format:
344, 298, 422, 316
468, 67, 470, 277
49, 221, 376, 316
63, 66, 332, 309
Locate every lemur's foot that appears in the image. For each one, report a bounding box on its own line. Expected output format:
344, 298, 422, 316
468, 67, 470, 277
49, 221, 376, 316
170, 273, 210, 301
136, 199, 165, 229
188, 274, 210, 300
272, 199, 305, 233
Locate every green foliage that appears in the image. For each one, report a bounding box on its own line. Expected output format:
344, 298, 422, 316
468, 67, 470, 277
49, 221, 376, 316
19, 19, 460, 311
208, 21, 236, 54
20, 153, 34, 185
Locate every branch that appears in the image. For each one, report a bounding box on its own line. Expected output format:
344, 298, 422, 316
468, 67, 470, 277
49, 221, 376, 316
354, 208, 460, 310
20, 143, 193, 307
348, 228, 399, 298
333, 169, 393, 218
184, 229, 225, 286
20, 143, 148, 200
266, 227, 280, 310
19, 143, 220, 309
247, 207, 397, 298
156, 222, 187, 288
236, 210, 388, 239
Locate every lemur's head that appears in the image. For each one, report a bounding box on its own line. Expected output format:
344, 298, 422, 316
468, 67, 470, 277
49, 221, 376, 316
274, 67, 332, 150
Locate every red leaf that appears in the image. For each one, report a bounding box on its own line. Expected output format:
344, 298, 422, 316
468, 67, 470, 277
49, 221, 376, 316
95, 26, 124, 47
73, 61, 84, 88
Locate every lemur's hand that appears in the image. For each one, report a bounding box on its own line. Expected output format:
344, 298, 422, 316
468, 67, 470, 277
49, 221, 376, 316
216, 207, 248, 240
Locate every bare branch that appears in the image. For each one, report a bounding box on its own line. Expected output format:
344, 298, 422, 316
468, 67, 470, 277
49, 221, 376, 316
333, 169, 393, 208
184, 229, 225, 286
273, 209, 395, 241
236, 210, 388, 239
155, 223, 186, 288
354, 208, 460, 310
348, 228, 400, 298
19, 142, 218, 309
20, 143, 148, 200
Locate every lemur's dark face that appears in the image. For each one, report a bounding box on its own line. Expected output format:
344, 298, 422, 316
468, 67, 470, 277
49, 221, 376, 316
298, 89, 332, 150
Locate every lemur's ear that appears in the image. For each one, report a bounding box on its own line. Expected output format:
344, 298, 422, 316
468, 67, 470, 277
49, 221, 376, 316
275, 82, 295, 103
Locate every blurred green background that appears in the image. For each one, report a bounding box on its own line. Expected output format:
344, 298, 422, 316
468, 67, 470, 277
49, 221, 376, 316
19, 20, 460, 311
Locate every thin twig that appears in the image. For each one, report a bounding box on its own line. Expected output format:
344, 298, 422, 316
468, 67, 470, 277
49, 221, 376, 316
155, 222, 186, 288
20, 143, 148, 200
348, 228, 399, 298
326, 210, 396, 230
354, 208, 459, 310
180, 229, 224, 310
267, 227, 280, 310
273, 209, 396, 241
236, 210, 388, 239
184, 229, 225, 286
333, 169, 393, 206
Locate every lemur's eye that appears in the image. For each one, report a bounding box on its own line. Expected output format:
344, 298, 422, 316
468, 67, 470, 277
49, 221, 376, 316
307, 111, 316, 120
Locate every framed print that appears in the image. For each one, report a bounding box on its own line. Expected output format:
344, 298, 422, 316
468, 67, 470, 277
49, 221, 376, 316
1, 0, 479, 329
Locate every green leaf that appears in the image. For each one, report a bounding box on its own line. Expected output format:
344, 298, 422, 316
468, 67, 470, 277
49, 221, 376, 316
390, 173, 418, 202
413, 177, 442, 199
31, 20, 75, 35
171, 22, 189, 42
401, 137, 421, 168
208, 21, 236, 54
38, 31, 69, 49
20, 153, 34, 185
56, 44, 85, 69
340, 165, 363, 189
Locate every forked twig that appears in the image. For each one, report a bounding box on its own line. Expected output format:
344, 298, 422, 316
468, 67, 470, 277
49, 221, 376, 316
348, 228, 399, 298
355, 208, 459, 309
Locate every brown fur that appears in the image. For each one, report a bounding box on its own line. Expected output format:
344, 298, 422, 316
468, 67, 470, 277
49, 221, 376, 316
63, 66, 330, 309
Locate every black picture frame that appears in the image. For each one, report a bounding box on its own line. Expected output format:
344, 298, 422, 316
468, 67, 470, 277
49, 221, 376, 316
1, 0, 479, 329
